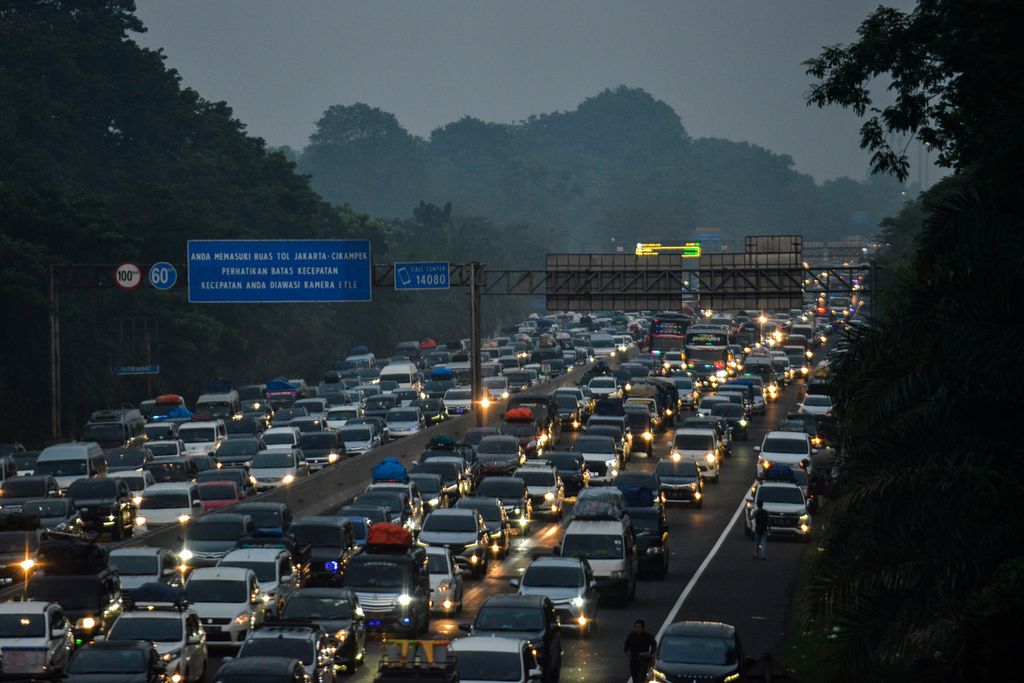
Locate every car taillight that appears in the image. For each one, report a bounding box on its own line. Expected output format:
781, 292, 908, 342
713, 361, 725, 369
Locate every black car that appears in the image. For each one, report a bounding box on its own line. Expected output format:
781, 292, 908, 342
63, 640, 169, 683
280, 587, 367, 673
337, 504, 396, 525
454, 496, 512, 559
28, 566, 123, 639
655, 458, 703, 508
410, 472, 449, 509
66, 477, 135, 540
651, 621, 752, 683
0, 525, 42, 587
226, 415, 263, 437
461, 427, 499, 452
784, 412, 824, 447
541, 451, 588, 497
0, 475, 60, 512
20, 498, 84, 533
105, 446, 155, 473
411, 398, 448, 424
215, 436, 264, 468
11, 449, 40, 475
236, 621, 338, 682
271, 407, 309, 426
711, 402, 749, 440
461, 594, 562, 681
474, 476, 530, 531
290, 516, 358, 586
362, 395, 398, 419
196, 466, 255, 498
143, 458, 197, 483
214, 656, 309, 683
629, 506, 669, 578
298, 431, 345, 471
476, 436, 524, 477
232, 501, 293, 536
624, 409, 655, 455
422, 378, 455, 399
555, 395, 583, 430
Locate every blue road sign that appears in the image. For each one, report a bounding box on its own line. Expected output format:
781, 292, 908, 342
394, 261, 450, 291
148, 262, 178, 290
187, 239, 372, 303
112, 365, 160, 376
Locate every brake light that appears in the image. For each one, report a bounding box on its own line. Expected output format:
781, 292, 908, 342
713, 361, 725, 369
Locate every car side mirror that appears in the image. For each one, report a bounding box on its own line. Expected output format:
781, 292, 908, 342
753, 446, 761, 453
187, 634, 201, 645
509, 578, 520, 589
811, 448, 818, 455
528, 668, 544, 681
458, 623, 472, 633
91, 634, 105, 642
51, 628, 66, 640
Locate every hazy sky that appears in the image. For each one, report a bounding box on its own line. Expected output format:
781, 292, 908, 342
134, 0, 926, 183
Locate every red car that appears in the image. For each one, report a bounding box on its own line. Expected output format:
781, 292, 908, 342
197, 480, 240, 512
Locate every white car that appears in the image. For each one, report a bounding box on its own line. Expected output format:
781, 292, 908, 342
426, 546, 465, 614
514, 464, 564, 518
743, 480, 811, 539
136, 482, 203, 530
0, 601, 74, 680
587, 376, 619, 399
293, 398, 329, 418
106, 600, 208, 682
799, 394, 834, 416
109, 547, 182, 594
336, 425, 379, 455
177, 420, 227, 456
148, 439, 186, 459
483, 376, 510, 401
670, 428, 721, 482
218, 548, 299, 615
384, 408, 425, 438
325, 406, 360, 430
443, 388, 473, 416
450, 635, 544, 683
754, 431, 814, 472
184, 566, 265, 647
571, 435, 620, 485
249, 449, 309, 491
261, 426, 301, 451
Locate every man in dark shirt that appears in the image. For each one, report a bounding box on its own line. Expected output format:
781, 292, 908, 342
753, 499, 770, 560
624, 619, 657, 682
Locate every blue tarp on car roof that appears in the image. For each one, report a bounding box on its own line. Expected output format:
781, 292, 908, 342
372, 457, 409, 482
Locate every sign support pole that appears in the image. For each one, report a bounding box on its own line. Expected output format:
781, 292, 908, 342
49, 265, 62, 439
469, 262, 483, 426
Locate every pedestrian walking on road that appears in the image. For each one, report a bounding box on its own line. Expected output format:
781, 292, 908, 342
624, 619, 657, 682
753, 500, 770, 560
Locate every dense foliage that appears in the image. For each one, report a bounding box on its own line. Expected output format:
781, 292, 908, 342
298, 87, 908, 247
797, 1, 1023, 680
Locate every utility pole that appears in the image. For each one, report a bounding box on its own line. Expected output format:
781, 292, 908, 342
469, 262, 483, 426
49, 265, 62, 440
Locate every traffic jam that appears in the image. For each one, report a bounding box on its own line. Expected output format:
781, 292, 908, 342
0, 299, 852, 683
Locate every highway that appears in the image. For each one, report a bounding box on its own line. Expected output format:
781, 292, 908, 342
197, 380, 810, 682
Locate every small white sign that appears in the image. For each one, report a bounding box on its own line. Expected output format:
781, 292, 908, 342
115, 262, 142, 290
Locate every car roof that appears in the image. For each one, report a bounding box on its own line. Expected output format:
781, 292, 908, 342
527, 556, 586, 570
217, 656, 301, 674
221, 548, 287, 562
187, 566, 252, 582
145, 482, 193, 493
289, 586, 356, 600
763, 431, 810, 441
480, 593, 547, 609
110, 547, 166, 557
181, 421, 221, 428
427, 508, 476, 518
566, 519, 626, 534
451, 635, 527, 654
291, 516, 346, 527
663, 620, 737, 639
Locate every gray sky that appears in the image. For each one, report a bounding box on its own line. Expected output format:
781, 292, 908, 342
135, 0, 925, 182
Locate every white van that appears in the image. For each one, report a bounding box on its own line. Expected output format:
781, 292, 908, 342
560, 518, 637, 604
379, 361, 419, 390
34, 442, 107, 490
590, 334, 618, 358
345, 353, 377, 369
177, 420, 227, 456
194, 391, 241, 421
671, 428, 722, 482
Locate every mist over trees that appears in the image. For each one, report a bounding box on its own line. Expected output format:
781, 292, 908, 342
298, 86, 907, 249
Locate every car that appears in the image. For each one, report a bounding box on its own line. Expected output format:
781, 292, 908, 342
26, 559, 123, 641
214, 437, 264, 468
324, 406, 361, 430
460, 427, 499, 453
19, 498, 84, 533
62, 640, 169, 683
135, 482, 203, 530
336, 425, 380, 456
143, 457, 198, 484
411, 398, 448, 424
570, 435, 620, 485
476, 435, 526, 477
587, 376, 620, 399
754, 431, 814, 473
654, 456, 703, 508
181, 513, 255, 568
540, 452, 589, 497
799, 394, 834, 416
108, 469, 158, 506
177, 420, 227, 457
483, 376, 511, 401
297, 432, 344, 471
279, 587, 366, 674
670, 428, 722, 483
109, 547, 183, 595
409, 472, 448, 510
418, 508, 490, 578
450, 635, 544, 683
453, 496, 512, 559
291, 416, 326, 434
337, 504, 394, 526
384, 407, 426, 438
290, 517, 358, 587
511, 556, 598, 637
213, 655, 311, 683
613, 471, 663, 509
232, 501, 293, 536
145, 422, 180, 441
630, 505, 670, 578
236, 622, 337, 683
249, 449, 309, 491
459, 594, 562, 681
218, 547, 301, 616
514, 464, 564, 519
67, 476, 136, 540
341, 533, 430, 636
474, 477, 531, 533
443, 388, 473, 416
425, 546, 465, 614
105, 446, 155, 472
0, 475, 60, 512
262, 427, 302, 451
743, 480, 812, 540
0, 601, 75, 680
711, 401, 749, 440
192, 454, 222, 474
106, 586, 208, 682
650, 621, 751, 683
184, 566, 266, 647
271, 408, 309, 427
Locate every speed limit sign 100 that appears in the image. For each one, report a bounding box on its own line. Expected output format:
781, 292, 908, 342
114, 262, 142, 290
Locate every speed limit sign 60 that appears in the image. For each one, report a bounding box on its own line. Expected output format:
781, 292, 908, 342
114, 262, 142, 290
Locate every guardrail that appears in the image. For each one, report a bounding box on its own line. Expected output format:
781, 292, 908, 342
3, 351, 632, 600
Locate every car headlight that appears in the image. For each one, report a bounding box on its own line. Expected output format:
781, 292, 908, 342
397, 594, 412, 606
544, 491, 555, 500
233, 613, 251, 625
624, 383, 631, 391
724, 673, 741, 682
570, 596, 585, 607
282, 474, 295, 484
643, 431, 653, 441
334, 628, 350, 642
502, 391, 509, 399
327, 452, 339, 463
428, 497, 441, 507
162, 649, 180, 663
135, 515, 146, 526
77, 617, 96, 630
689, 482, 697, 490
665, 408, 673, 416
179, 549, 193, 562
799, 514, 810, 523
671, 451, 682, 462
739, 419, 748, 427
132, 496, 142, 506
513, 506, 521, 515
177, 514, 191, 524
705, 452, 716, 464
519, 516, 529, 526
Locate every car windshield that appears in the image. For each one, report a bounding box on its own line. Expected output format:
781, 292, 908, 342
411, 477, 441, 496
28, 577, 99, 609
220, 560, 276, 582
263, 432, 295, 446
0, 613, 46, 638
462, 429, 495, 446
343, 560, 407, 589
140, 492, 189, 509
299, 434, 336, 449
83, 424, 124, 443
416, 462, 457, 480
199, 483, 237, 500
217, 440, 260, 457
235, 506, 283, 529
561, 533, 624, 560
179, 428, 215, 443
21, 501, 66, 517
423, 514, 477, 533
148, 442, 180, 457
660, 635, 738, 665
240, 638, 314, 665
500, 423, 536, 437
109, 554, 158, 576
456, 500, 501, 521
757, 486, 806, 504
484, 378, 508, 388
33, 459, 87, 477
522, 565, 583, 588
543, 454, 582, 471
446, 389, 472, 400
712, 403, 744, 417
69, 648, 147, 674
556, 396, 578, 409
590, 378, 616, 388
515, 470, 555, 486
655, 460, 699, 477
478, 439, 517, 455
68, 479, 117, 499
144, 462, 189, 481
475, 606, 544, 632
108, 450, 147, 467
283, 595, 353, 620
572, 437, 613, 454
762, 437, 809, 454
803, 396, 832, 406
477, 480, 524, 498
631, 513, 661, 535
109, 616, 182, 642
188, 521, 244, 541
387, 411, 420, 422
674, 434, 713, 450
186, 579, 247, 603
2, 479, 45, 496
291, 525, 345, 547
456, 651, 522, 681
251, 452, 294, 468
339, 428, 372, 442
615, 473, 655, 488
